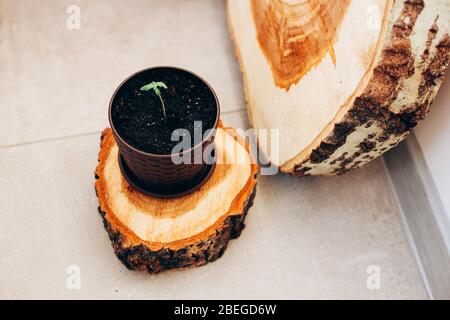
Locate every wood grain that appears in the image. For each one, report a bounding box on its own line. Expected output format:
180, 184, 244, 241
228, 0, 450, 175
95, 127, 258, 273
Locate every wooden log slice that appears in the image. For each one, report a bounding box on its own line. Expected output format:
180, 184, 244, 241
228, 0, 450, 175
95, 126, 258, 273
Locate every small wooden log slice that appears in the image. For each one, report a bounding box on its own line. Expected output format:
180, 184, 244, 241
95, 125, 258, 273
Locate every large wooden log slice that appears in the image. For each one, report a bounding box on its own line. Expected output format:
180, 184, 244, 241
95, 126, 258, 273
228, 0, 450, 175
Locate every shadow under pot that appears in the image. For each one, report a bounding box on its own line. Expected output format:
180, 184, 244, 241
109, 66, 220, 198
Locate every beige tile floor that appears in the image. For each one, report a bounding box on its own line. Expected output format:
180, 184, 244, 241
0, 0, 427, 299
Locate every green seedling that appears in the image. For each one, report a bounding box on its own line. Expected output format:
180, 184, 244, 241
140, 81, 168, 123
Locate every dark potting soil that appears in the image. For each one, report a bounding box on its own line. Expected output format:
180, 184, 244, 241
111, 68, 218, 154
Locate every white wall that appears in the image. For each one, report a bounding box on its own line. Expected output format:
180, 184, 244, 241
414, 74, 450, 216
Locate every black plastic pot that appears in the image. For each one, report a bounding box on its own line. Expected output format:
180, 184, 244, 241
109, 66, 220, 198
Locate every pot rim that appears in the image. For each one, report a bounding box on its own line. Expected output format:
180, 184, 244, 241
108, 66, 220, 159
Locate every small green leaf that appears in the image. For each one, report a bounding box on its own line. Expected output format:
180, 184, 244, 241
140, 82, 156, 91
155, 82, 167, 89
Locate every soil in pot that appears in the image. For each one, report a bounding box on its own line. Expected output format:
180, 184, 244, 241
111, 67, 218, 154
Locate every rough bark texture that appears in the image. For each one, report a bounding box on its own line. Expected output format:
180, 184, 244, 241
293, 0, 450, 176
96, 188, 256, 274
95, 128, 258, 274
228, 0, 450, 175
